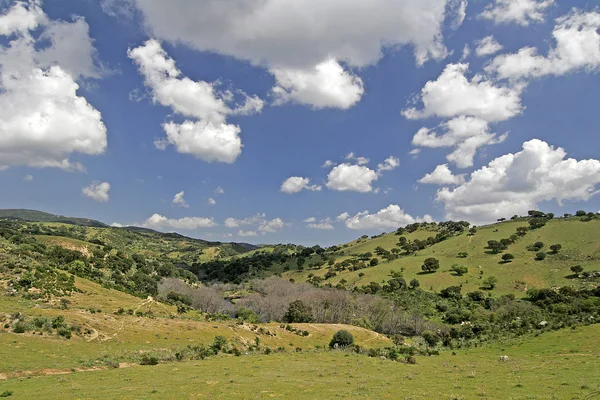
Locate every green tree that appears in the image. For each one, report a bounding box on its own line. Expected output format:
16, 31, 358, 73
329, 330, 354, 349
549, 244, 562, 254
502, 253, 515, 263
421, 257, 439, 273
570, 265, 583, 275
487, 240, 503, 254
409, 278, 420, 289
536, 252, 547, 261
369, 258, 379, 267
451, 264, 468, 276
483, 276, 498, 290
283, 300, 313, 323
421, 330, 439, 347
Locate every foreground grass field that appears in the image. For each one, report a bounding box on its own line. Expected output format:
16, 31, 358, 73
2, 324, 599, 399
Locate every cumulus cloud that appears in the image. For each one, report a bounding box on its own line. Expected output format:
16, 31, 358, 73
82, 181, 111, 202
345, 205, 433, 230
481, 0, 554, 26
272, 59, 364, 109
259, 218, 285, 233
403, 63, 523, 122
0, 1, 107, 171
208, 198, 216, 206
336, 212, 350, 222
435, 139, 600, 224
412, 116, 507, 168
172, 191, 189, 208
345, 153, 370, 166
326, 163, 379, 193
487, 10, 600, 81
128, 40, 263, 163
475, 36, 503, 57
419, 164, 465, 185
119, 0, 458, 109
377, 156, 400, 172
322, 160, 334, 168
238, 230, 258, 237
280, 177, 322, 194
214, 187, 225, 195
308, 221, 335, 230
303, 217, 316, 223
225, 213, 285, 233
143, 213, 217, 230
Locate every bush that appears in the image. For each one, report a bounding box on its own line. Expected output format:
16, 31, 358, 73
451, 264, 468, 276
235, 308, 261, 323
140, 355, 159, 365
571, 265, 584, 275
421, 258, 440, 273
549, 244, 562, 254
329, 330, 354, 349
283, 300, 313, 323
536, 252, 547, 261
502, 253, 515, 263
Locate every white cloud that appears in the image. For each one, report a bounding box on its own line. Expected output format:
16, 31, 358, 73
419, 164, 465, 185
280, 177, 322, 194
326, 163, 379, 193
345, 205, 433, 230
259, 218, 285, 233
475, 36, 503, 57
127, 0, 451, 70
128, 40, 262, 163
481, 0, 554, 26
172, 191, 189, 208
322, 160, 334, 168
111, 222, 125, 228
23, 174, 33, 181
272, 59, 364, 109
0, 1, 107, 171
154, 139, 168, 150
238, 230, 258, 237
336, 212, 350, 222
436, 139, 600, 224
487, 10, 600, 81
402, 63, 523, 122
461, 44, 471, 61
345, 152, 370, 165
447, 0, 468, 30
410, 149, 422, 156
308, 222, 335, 230
208, 198, 216, 206
224, 213, 284, 233
377, 156, 400, 172
303, 217, 317, 223
214, 186, 225, 195
82, 181, 111, 202
412, 116, 507, 168
143, 213, 217, 230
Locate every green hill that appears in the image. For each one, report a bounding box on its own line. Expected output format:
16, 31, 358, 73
0, 209, 108, 227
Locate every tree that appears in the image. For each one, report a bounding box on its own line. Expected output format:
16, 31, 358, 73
487, 240, 503, 254
536, 252, 547, 261
549, 244, 562, 254
440, 285, 462, 300
529, 218, 547, 229
283, 300, 313, 323
409, 278, 420, 289
369, 258, 379, 267
451, 264, 468, 276
469, 227, 477, 236
329, 330, 354, 349
421, 330, 439, 347
483, 276, 498, 290
571, 265, 584, 275
576, 210, 587, 217
421, 257, 440, 273
502, 253, 515, 263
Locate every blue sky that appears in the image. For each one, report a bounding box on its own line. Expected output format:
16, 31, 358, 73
0, 0, 599, 246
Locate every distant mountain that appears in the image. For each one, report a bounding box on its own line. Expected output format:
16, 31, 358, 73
0, 209, 108, 228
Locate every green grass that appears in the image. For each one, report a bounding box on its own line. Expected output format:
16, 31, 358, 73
2, 325, 599, 399
285, 218, 600, 296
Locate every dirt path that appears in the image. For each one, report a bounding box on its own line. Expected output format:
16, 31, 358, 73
364, 331, 380, 343
0, 364, 137, 381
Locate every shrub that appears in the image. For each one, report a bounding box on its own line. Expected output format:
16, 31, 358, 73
451, 264, 468, 276
140, 355, 159, 365
549, 244, 562, 254
283, 300, 313, 323
235, 308, 261, 323
536, 252, 547, 261
457, 252, 468, 258
329, 330, 354, 349
571, 265, 584, 275
409, 278, 420, 289
406, 356, 417, 364
421, 330, 438, 347
483, 276, 498, 290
